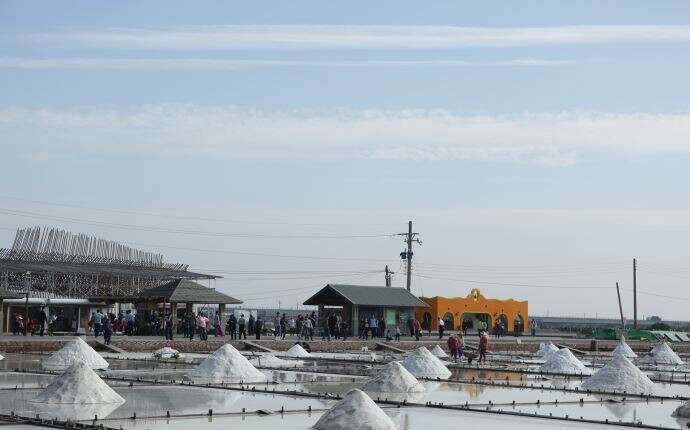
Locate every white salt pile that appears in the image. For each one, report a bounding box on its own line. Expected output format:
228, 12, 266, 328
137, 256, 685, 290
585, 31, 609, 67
362, 361, 425, 393
31, 362, 124, 404
430, 345, 449, 358
673, 400, 690, 418
153, 347, 180, 359
286, 343, 312, 358
612, 335, 637, 358
313, 389, 396, 430
401, 347, 452, 379
581, 354, 655, 394
639, 342, 683, 365
251, 354, 302, 368
42, 337, 109, 370
189, 344, 267, 382
539, 348, 593, 375
0, 353, 4, 360
536, 342, 559, 357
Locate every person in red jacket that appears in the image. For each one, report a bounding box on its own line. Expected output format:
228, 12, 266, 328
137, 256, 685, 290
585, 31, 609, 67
479, 331, 489, 363
412, 318, 421, 341
447, 334, 460, 362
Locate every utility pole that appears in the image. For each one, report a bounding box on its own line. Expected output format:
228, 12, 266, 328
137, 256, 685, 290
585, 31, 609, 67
396, 221, 421, 292
633, 258, 638, 329
616, 282, 625, 330
384, 265, 394, 287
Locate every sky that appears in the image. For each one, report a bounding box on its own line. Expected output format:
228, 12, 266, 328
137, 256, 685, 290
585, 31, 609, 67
1, 1, 690, 319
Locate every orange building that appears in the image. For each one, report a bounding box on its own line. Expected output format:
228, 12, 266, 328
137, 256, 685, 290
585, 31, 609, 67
416, 288, 528, 334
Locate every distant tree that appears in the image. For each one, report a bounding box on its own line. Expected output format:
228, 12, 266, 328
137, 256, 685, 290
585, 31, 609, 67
648, 322, 671, 331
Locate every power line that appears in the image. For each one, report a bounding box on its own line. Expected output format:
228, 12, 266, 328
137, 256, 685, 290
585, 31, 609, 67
413, 273, 609, 289
0, 208, 394, 239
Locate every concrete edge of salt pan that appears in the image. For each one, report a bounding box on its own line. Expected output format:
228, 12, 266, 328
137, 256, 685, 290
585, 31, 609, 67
313, 389, 397, 430
31, 362, 125, 404
401, 347, 452, 379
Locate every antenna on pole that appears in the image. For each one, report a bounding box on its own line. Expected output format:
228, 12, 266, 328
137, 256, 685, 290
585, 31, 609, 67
395, 221, 421, 292
384, 265, 394, 287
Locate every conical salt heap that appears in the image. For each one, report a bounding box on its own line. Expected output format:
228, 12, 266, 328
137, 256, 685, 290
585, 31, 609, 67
539, 348, 593, 375
153, 347, 180, 359
401, 346, 452, 379
674, 400, 690, 418
612, 335, 637, 358
536, 342, 559, 357
286, 343, 312, 358
42, 337, 109, 370
31, 362, 124, 404
639, 342, 683, 365
313, 389, 396, 430
189, 344, 267, 382
430, 345, 449, 358
581, 354, 655, 395
252, 354, 302, 368
363, 361, 425, 393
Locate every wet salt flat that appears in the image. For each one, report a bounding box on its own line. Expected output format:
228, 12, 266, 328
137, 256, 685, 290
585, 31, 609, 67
2, 349, 690, 429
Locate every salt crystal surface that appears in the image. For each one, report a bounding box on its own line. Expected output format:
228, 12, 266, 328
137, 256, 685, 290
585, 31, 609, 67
251, 354, 303, 368
286, 343, 312, 358
31, 362, 124, 404
536, 342, 559, 357
639, 342, 683, 365
189, 344, 267, 382
430, 345, 449, 358
363, 361, 425, 393
539, 348, 592, 375
581, 354, 655, 394
313, 389, 397, 430
42, 337, 109, 370
0, 353, 4, 360
401, 347, 452, 379
153, 347, 180, 359
612, 335, 637, 358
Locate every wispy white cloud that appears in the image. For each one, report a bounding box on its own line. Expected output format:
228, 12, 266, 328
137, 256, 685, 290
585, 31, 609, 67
1, 105, 690, 165
32, 25, 690, 50
0, 57, 574, 70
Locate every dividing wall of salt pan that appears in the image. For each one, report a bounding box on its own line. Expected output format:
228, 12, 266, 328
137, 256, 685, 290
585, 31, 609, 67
639, 342, 683, 365
612, 335, 637, 358
536, 342, 559, 357
581, 354, 655, 395
286, 343, 312, 358
539, 348, 593, 375
430, 345, 449, 358
363, 361, 425, 393
153, 347, 180, 359
313, 389, 397, 430
189, 344, 267, 382
42, 337, 109, 370
401, 347, 452, 379
32, 362, 125, 404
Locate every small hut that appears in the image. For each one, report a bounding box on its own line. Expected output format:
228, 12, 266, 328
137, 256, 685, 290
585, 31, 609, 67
137, 279, 241, 332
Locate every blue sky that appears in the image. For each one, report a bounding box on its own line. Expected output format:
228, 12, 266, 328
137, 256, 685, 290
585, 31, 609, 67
2, 1, 690, 319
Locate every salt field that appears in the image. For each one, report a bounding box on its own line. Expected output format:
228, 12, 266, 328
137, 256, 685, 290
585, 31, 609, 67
0, 340, 689, 430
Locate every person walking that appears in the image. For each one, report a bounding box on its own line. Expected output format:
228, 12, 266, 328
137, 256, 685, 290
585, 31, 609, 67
395, 326, 401, 342
458, 333, 465, 362
255, 316, 263, 340
164, 314, 174, 340
530, 319, 537, 337
280, 313, 287, 340
369, 315, 378, 339
438, 317, 445, 339
479, 331, 489, 364
103, 318, 113, 345
238, 314, 247, 339
226, 314, 237, 340
38, 306, 48, 337
412, 318, 421, 341
273, 312, 281, 339
303, 315, 314, 341
447, 334, 459, 362
187, 312, 196, 341
93, 309, 104, 337
248, 314, 255, 336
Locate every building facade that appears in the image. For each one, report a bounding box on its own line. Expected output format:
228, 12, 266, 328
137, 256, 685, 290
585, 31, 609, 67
416, 288, 528, 334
